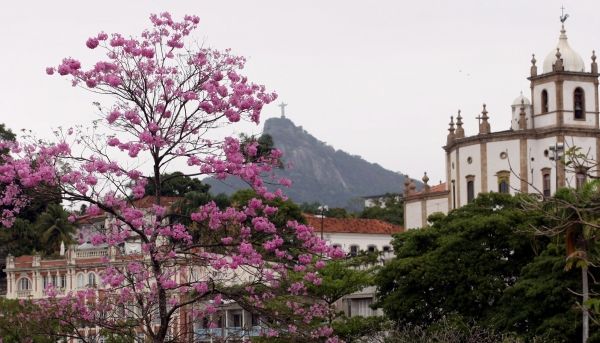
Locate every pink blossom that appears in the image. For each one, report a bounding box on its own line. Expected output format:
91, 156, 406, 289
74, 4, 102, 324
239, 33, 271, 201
86, 37, 99, 49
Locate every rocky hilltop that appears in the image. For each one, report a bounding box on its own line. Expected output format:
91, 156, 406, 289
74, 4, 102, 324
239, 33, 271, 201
205, 117, 417, 208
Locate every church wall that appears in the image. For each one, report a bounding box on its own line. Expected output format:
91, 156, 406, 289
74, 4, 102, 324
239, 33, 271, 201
405, 201, 422, 229
563, 81, 596, 127
535, 112, 558, 128
486, 139, 521, 194
323, 232, 394, 253
449, 149, 458, 208
425, 196, 448, 218
528, 137, 556, 194
457, 143, 481, 205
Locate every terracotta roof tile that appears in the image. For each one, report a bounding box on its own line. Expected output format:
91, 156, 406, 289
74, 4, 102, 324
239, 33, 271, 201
429, 182, 447, 193
305, 216, 403, 235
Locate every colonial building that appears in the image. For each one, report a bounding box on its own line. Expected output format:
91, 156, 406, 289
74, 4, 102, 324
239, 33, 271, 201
305, 216, 403, 318
405, 18, 600, 229
5, 197, 401, 341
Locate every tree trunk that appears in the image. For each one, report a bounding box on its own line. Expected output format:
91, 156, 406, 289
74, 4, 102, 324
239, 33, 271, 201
583, 265, 589, 343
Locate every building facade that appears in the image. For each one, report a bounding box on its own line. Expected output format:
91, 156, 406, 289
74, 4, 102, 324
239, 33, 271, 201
306, 216, 403, 318
405, 20, 600, 229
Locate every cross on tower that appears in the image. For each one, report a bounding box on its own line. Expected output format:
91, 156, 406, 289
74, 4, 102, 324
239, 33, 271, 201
476, 114, 483, 125
278, 102, 288, 118
560, 6, 569, 23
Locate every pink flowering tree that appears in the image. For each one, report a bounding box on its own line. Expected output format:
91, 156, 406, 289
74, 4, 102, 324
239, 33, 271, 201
0, 12, 343, 342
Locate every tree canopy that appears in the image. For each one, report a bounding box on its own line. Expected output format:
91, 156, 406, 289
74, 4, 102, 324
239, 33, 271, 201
375, 193, 545, 326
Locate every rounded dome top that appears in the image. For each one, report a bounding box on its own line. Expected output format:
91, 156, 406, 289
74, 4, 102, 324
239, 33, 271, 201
512, 92, 531, 106
542, 25, 585, 73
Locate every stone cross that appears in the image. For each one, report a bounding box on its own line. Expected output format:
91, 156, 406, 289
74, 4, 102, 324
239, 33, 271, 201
476, 114, 483, 125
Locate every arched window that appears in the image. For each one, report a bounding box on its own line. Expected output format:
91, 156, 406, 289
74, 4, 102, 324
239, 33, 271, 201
466, 175, 475, 203
88, 273, 96, 287
497, 171, 510, 194
541, 89, 549, 113
18, 278, 31, 291
542, 168, 551, 197
77, 273, 85, 289
574, 87, 585, 119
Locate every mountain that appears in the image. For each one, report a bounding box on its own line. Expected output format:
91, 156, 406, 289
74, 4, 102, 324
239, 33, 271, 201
204, 117, 419, 208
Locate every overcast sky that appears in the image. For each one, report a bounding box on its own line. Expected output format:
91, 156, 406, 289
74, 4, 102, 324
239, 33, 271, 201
1, 0, 598, 184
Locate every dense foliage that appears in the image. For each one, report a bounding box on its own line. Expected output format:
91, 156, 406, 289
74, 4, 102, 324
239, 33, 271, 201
374, 193, 600, 342
359, 195, 403, 226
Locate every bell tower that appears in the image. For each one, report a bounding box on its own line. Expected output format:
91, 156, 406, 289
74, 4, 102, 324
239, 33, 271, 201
528, 15, 599, 130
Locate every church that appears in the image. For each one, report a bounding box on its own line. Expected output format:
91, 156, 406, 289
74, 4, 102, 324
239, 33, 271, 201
404, 17, 600, 229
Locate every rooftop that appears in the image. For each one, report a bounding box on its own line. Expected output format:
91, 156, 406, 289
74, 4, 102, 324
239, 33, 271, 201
305, 216, 404, 235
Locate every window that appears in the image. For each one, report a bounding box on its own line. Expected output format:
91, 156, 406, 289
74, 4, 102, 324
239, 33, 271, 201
574, 87, 585, 120
77, 273, 85, 289
367, 245, 377, 253
382, 246, 391, 253
497, 171, 510, 194
466, 175, 475, 203
88, 273, 96, 287
349, 245, 359, 257
451, 180, 456, 209
541, 89, 549, 113
60, 275, 67, 289
231, 311, 243, 328
18, 278, 31, 291
542, 169, 551, 197
349, 298, 374, 317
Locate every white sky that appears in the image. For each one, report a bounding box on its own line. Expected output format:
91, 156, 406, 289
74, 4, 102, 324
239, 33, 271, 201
1, 0, 598, 184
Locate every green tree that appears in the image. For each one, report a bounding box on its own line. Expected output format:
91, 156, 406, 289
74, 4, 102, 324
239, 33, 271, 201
375, 193, 545, 327
0, 298, 62, 342
34, 204, 75, 254
360, 195, 403, 226
299, 201, 322, 214
324, 207, 353, 218
491, 242, 600, 342
144, 171, 210, 197
0, 123, 16, 157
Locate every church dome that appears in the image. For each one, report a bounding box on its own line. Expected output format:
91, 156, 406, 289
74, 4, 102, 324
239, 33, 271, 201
512, 92, 531, 106
542, 25, 585, 73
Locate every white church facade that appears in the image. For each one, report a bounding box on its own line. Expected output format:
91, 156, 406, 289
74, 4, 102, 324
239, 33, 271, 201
405, 19, 600, 229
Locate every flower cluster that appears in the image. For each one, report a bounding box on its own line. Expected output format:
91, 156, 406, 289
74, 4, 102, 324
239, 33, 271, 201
0, 12, 341, 342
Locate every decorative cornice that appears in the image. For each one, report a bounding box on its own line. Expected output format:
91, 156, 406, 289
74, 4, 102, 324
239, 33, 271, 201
443, 126, 600, 152
528, 70, 599, 82
404, 190, 449, 202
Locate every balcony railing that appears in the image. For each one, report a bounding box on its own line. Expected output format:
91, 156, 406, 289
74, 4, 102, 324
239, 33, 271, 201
75, 248, 108, 258
16, 289, 32, 298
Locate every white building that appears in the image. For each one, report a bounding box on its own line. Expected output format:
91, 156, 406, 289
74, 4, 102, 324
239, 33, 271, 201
306, 216, 403, 317
405, 19, 600, 229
